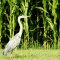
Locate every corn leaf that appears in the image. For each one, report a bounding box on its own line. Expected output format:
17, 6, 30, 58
45, 16, 54, 31
36, 7, 48, 13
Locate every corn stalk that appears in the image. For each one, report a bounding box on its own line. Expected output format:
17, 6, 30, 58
36, 0, 48, 48
0, 0, 2, 48
8, 0, 16, 39
52, 0, 58, 48
20, 0, 30, 49
42, 0, 48, 48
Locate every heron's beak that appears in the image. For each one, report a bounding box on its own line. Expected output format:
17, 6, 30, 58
24, 16, 30, 18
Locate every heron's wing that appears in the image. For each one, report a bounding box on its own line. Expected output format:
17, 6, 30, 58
5, 33, 21, 50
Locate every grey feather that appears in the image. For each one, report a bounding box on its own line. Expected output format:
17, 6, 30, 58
3, 15, 29, 55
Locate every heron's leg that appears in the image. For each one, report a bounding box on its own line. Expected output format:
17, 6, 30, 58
13, 47, 17, 53
11, 49, 13, 54
9, 49, 15, 58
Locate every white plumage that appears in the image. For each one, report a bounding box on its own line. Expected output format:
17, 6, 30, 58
3, 15, 29, 55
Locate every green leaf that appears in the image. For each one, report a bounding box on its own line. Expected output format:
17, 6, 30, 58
45, 16, 54, 31
36, 7, 48, 13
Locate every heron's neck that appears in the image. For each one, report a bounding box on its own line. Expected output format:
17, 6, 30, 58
18, 20, 23, 37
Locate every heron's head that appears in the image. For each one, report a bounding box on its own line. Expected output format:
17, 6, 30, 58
18, 15, 30, 20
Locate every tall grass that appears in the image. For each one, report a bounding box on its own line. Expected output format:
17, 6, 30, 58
7, 0, 16, 39
52, 0, 58, 48
36, 0, 59, 48
19, 0, 30, 49
0, 0, 2, 48
0, 0, 59, 49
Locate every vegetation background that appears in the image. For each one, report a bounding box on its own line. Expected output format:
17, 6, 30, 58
0, 0, 60, 49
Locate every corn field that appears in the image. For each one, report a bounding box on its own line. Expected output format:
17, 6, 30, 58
0, 0, 60, 49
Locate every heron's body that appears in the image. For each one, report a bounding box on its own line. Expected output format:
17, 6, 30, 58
3, 15, 29, 55
3, 33, 21, 55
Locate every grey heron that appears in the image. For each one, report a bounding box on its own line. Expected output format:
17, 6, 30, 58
3, 15, 29, 55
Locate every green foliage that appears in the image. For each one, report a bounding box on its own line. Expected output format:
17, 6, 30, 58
36, 7, 48, 13
0, 0, 59, 49
45, 16, 54, 31
0, 0, 2, 43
